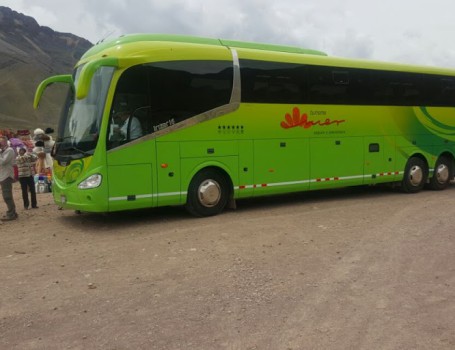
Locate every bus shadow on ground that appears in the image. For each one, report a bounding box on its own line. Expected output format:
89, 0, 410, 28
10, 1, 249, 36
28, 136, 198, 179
58, 204, 190, 231
234, 184, 405, 213
57, 182, 455, 232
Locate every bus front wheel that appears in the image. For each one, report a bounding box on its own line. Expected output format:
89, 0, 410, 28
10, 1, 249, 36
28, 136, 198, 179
428, 156, 453, 190
401, 157, 428, 193
186, 169, 229, 217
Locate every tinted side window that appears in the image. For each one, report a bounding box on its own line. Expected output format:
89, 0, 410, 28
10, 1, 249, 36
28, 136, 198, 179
108, 66, 149, 149
368, 70, 423, 106
310, 68, 425, 106
147, 60, 233, 130
239, 59, 455, 107
423, 76, 455, 106
108, 61, 233, 148
307, 66, 350, 104
240, 59, 306, 104
440, 78, 455, 105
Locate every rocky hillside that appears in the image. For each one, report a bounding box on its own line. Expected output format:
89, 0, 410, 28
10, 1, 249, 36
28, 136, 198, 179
0, 6, 92, 131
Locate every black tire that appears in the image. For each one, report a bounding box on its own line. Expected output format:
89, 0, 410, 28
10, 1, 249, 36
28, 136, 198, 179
428, 156, 453, 191
401, 157, 428, 193
185, 169, 230, 217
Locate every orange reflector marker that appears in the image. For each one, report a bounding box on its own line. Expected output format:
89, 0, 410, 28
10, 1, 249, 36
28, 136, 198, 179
161, 163, 168, 169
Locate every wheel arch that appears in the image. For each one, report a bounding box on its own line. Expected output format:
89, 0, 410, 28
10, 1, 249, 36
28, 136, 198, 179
427, 151, 455, 190
184, 162, 234, 199
408, 152, 430, 174
401, 154, 430, 193
184, 163, 235, 217
436, 151, 455, 174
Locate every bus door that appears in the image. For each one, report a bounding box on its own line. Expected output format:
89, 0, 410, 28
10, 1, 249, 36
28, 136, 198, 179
253, 138, 310, 196
106, 141, 156, 211
310, 137, 364, 189
156, 141, 182, 206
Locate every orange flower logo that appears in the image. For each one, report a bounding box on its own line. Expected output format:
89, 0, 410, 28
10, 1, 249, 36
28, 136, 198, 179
281, 107, 345, 129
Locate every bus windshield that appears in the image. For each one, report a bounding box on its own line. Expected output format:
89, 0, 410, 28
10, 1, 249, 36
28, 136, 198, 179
55, 65, 114, 159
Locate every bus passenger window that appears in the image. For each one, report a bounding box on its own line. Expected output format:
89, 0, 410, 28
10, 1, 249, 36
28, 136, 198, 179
147, 60, 233, 129
108, 60, 233, 145
240, 59, 305, 104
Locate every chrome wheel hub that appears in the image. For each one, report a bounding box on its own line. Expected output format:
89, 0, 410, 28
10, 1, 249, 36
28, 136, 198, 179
409, 165, 423, 186
198, 179, 221, 207
435, 164, 449, 184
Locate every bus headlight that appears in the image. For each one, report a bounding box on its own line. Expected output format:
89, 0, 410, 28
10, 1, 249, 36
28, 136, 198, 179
78, 174, 102, 189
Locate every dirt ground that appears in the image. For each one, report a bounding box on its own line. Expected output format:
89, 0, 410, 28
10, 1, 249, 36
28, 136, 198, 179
1, 183, 455, 350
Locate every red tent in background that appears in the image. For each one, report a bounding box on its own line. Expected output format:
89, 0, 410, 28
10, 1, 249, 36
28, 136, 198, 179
17, 129, 31, 136
0, 129, 15, 139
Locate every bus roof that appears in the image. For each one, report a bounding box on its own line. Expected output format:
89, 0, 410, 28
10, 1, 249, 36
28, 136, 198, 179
81, 33, 328, 60
79, 33, 455, 78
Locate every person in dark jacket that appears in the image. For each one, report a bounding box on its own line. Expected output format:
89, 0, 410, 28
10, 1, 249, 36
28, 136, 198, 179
16, 147, 38, 210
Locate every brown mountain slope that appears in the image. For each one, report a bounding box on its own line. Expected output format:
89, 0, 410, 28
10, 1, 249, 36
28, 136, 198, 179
0, 6, 92, 131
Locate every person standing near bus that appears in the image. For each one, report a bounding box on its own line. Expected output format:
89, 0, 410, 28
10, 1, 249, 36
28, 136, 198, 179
16, 147, 38, 210
33, 128, 54, 171
0, 136, 18, 221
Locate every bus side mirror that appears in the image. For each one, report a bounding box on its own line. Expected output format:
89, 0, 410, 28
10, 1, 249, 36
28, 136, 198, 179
34, 75, 73, 109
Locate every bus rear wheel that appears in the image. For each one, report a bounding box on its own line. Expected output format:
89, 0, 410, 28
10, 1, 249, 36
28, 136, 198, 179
428, 156, 453, 190
401, 157, 428, 193
186, 169, 229, 217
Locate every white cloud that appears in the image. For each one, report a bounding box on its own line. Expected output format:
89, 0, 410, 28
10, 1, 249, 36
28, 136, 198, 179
3, 0, 455, 67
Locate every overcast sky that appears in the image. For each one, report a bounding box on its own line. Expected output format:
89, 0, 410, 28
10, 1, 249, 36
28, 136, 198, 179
4, 0, 455, 68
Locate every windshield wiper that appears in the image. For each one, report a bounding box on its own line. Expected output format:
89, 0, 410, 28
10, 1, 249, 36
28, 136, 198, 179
60, 146, 92, 156
56, 135, 76, 142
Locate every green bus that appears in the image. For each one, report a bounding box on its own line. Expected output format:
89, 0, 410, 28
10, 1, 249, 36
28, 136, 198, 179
34, 34, 455, 216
